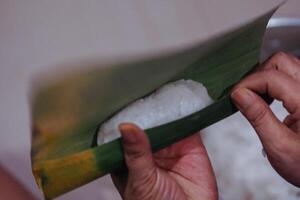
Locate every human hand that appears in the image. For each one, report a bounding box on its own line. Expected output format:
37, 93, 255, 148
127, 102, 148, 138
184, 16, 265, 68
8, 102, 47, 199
111, 123, 218, 200
0, 166, 36, 200
231, 52, 300, 187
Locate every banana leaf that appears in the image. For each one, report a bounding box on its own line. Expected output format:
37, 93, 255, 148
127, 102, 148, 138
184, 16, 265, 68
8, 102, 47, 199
31, 7, 279, 200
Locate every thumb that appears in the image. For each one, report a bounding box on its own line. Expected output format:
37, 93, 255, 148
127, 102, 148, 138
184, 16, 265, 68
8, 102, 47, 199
119, 123, 157, 182
231, 88, 287, 149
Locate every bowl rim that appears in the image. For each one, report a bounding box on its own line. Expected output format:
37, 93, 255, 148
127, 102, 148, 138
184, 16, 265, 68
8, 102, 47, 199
268, 17, 300, 28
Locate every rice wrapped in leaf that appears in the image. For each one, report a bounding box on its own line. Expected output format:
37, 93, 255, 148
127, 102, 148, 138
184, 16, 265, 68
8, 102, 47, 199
31, 5, 281, 199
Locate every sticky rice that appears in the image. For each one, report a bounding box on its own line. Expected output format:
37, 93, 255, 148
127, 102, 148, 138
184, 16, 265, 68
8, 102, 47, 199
97, 79, 213, 145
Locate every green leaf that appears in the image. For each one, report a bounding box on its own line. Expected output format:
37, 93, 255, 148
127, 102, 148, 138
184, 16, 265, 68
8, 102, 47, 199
31, 8, 278, 199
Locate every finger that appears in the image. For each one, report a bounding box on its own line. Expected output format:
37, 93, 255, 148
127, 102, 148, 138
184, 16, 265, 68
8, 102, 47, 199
233, 69, 300, 115
119, 123, 157, 183
231, 88, 294, 151
261, 52, 300, 82
232, 88, 300, 188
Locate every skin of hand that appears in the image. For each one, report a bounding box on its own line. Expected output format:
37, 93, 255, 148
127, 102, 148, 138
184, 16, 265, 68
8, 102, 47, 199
112, 123, 218, 200
0, 166, 36, 200
231, 52, 300, 187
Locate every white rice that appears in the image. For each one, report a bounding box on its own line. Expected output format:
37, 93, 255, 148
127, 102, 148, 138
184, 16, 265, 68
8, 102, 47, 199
97, 79, 213, 145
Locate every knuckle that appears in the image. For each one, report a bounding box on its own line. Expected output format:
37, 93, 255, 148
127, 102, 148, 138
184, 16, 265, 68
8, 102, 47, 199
272, 51, 288, 63
262, 68, 282, 80
263, 52, 290, 71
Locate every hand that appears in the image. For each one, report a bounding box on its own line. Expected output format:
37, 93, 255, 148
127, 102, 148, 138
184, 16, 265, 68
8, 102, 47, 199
0, 166, 36, 200
111, 123, 218, 200
231, 52, 300, 187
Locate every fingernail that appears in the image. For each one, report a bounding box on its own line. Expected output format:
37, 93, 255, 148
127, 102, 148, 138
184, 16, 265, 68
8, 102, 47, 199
231, 88, 254, 110
119, 123, 139, 144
